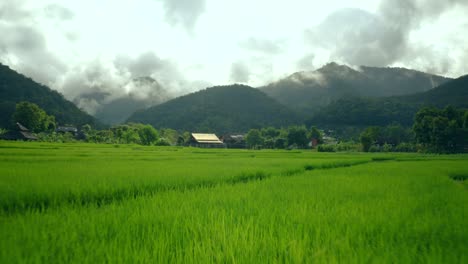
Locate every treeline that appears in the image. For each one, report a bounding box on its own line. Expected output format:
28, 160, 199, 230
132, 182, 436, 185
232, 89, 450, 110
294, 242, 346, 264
413, 106, 468, 153
2, 101, 467, 153
244, 126, 322, 149
39, 123, 187, 146
358, 106, 468, 153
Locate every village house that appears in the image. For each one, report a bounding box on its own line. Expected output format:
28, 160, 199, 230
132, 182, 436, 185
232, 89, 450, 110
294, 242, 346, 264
221, 134, 246, 148
56, 126, 78, 135
0, 122, 37, 141
189, 133, 225, 148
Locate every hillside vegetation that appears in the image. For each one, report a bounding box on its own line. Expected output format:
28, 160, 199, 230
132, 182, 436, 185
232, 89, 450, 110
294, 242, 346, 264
0, 64, 96, 128
127, 84, 301, 133
308, 75, 468, 127
261, 62, 452, 113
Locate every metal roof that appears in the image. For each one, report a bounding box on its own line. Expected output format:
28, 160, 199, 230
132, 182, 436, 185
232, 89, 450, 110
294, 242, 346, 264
191, 133, 223, 144
16, 122, 29, 132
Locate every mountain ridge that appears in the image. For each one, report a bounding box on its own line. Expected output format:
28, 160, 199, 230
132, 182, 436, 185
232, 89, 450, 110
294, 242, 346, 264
308, 74, 468, 127
261, 62, 452, 113
127, 84, 301, 133
0, 63, 98, 129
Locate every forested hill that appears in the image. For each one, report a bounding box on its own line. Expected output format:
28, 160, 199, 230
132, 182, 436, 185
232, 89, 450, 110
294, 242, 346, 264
127, 84, 301, 133
308, 75, 468, 127
261, 62, 452, 113
0, 63, 97, 128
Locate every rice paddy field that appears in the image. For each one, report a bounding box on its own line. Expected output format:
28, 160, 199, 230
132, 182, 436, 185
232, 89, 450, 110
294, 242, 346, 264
0, 141, 467, 263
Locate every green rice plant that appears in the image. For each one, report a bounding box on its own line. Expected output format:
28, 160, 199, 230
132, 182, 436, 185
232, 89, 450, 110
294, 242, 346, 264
0, 141, 467, 263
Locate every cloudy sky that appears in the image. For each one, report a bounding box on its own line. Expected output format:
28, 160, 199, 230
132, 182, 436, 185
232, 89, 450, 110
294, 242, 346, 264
1, 0, 467, 105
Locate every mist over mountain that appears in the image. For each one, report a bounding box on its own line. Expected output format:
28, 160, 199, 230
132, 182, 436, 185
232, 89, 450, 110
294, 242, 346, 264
261, 62, 452, 113
127, 84, 301, 134
308, 74, 468, 127
0, 63, 97, 128
74, 77, 173, 125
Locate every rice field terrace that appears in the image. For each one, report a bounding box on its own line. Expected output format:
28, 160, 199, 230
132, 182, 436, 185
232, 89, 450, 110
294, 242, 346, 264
1, 141, 467, 263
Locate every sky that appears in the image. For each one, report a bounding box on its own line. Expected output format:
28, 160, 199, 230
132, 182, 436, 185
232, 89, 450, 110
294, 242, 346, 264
1, 0, 467, 112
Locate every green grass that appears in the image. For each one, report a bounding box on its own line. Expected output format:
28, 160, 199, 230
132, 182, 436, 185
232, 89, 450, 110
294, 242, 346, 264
0, 141, 467, 263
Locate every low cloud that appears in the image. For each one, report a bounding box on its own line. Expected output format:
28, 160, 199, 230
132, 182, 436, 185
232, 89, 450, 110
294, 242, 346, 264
155, 0, 206, 34
305, 8, 400, 67
0, 20, 67, 86
230, 61, 251, 83
0, 1, 74, 85
305, 0, 468, 75
55, 52, 205, 115
43, 4, 75, 21
0, 0, 30, 22
0, 0, 203, 116
297, 53, 316, 71
239, 37, 286, 55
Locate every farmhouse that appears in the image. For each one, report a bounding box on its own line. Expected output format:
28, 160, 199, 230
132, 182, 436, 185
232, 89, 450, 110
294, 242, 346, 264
56, 126, 78, 135
0, 122, 37, 141
190, 133, 225, 148
221, 134, 246, 148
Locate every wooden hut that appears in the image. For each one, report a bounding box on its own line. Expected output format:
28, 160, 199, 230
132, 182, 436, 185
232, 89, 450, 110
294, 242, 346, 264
189, 133, 225, 148
0, 122, 37, 141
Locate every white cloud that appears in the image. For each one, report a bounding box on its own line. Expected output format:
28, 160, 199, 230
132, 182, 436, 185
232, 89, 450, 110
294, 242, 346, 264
0, 0, 466, 100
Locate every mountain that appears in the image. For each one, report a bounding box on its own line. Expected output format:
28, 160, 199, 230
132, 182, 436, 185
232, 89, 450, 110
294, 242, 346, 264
71, 77, 172, 125
0, 63, 97, 129
127, 84, 301, 134
308, 75, 468, 127
261, 62, 452, 112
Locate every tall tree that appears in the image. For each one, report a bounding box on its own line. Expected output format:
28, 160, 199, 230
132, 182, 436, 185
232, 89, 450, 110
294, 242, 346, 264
138, 125, 159, 146
413, 106, 468, 153
13, 101, 55, 132
287, 126, 309, 148
246, 129, 264, 149
309, 126, 323, 144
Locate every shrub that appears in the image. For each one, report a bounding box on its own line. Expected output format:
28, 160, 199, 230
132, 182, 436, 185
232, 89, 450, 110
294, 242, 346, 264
317, 145, 335, 152
395, 142, 417, 152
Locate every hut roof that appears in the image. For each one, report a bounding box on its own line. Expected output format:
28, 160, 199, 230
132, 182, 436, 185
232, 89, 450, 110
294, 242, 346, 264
16, 122, 29, 131
56, 126, 78, 133
191, 133, 223, 144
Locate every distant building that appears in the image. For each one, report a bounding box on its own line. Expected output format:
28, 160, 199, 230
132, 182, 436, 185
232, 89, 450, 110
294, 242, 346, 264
310, 138, 319, 148
56, 126, 78, 135
190, 133, 225, 148
221, 134, 246, 148
0, 122, 37, 141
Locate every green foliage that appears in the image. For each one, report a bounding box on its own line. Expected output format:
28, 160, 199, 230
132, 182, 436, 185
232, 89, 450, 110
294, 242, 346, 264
274, 138, 287, 149
287, 126, 309, 148
0, 63, 97, 128
0, 143, 467, 262
13, 101, 56, 132
360, 124, 413, 152
138, 125, 159, 146
308, 75, 468, 128
261, 127, 280, 138
394, 143, 418, 153
246, 129, 263, 149
309, 126, 322, 143
360, 131, 373, 152
317, 144, 335, 152
263, 62, 451, 114
155, 138, 171, 146
309, 97, 417, 127
127, 84, 301, 134
463, 111, 468, 128
160, 128, 179, 145
413, 106, 468, 153
319, 142, 361, 152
